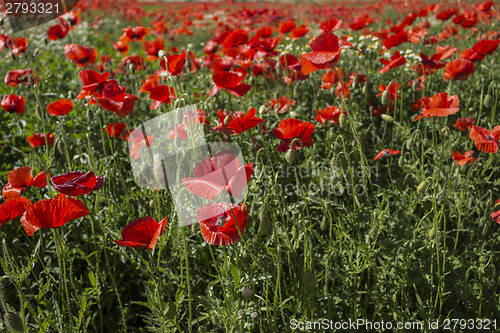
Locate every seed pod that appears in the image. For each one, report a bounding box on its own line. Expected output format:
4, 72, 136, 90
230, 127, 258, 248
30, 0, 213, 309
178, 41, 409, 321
381, 114, 393, 123
381, 89, 389, 106
398, 155, 404, 167
258, 204, 271, 235
237, 309, 246, 317
4, 311, 24, 332
417, 180, 427, 193
484, 95, 494, 108
241, 288, 254, 299
339, 112, 346, 127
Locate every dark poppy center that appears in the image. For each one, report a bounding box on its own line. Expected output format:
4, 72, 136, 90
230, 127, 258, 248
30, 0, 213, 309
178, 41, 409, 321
486, 135, 494, 140
216, 216, 226, 227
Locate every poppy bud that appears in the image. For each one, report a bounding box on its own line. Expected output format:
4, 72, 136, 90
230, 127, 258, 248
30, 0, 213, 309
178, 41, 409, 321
484, 95, 494, 108
417, 180, 426, 193
35, 104, 42, 120
191, 224, 197, 233
320, 216, 328, 230
398, 155, 404, 167
428, 227, 436, 239
258, 205, 271, 235
362, 82, 368, 95
381, 114, 393, 123
4, 311, 24, 332
158, 50, 167, 58
223, 114, 231, 125
381, 90, 389, 106
304, 270, 316, 288
73, 154, 81, 163
67, 90, 75, 99
237, 309, 246, 317
86, 109, 94, 121
241, 288, 254, 299
339, 112, 346, 127
468, 107, 474, 112
149, 199, 155, 207
16, 119, 25, 131
480, 64, 489, 71
258, 105, 266, 115
56, 139, 65, 155
406, 139, 413, 150
128, 63, 135, 73
411, 79, 418, 92
159, 71, 169, 79
250, 312, 258, 320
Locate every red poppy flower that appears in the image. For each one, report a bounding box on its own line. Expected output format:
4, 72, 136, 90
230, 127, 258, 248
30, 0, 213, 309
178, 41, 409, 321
300, 31, 350, 75
104, 123, 127, 137
139, 74, 160, 93
181, 153, 253, 200
414, 92, 459, 121
64, 44, 98, 67
5, 37, 28, 55
1, 94, 25, 114
454, 117, 475, 132
93, 81, 138, 117
277, 20, 296, 34
473, 40, 499, 57
51, 171, 104, 196
26, 133, 55, 148
320, 18, 342, 32
120, 26, 151, 43
290, 25, 311, 39
129, 133, 154, 160
377, 82, 401, 101
435, 45, 459, 60
47, 99, 74, 116
222, 29, 249, 48
373, 149, 401, 161
120, 55, 145, 71
115, 216, 168, 250
349, 15, 373, 30
209, 71, 251, 98
266, 96, 296, 113
143, 37, 165, 61
469, 125, 500, 153
20, 194, 89, 236
197, 202, 248, 246
452, 150, 476, 166
273, 119, 315, 152
212, 110, 245, 135
76, 70, 112, 100
47, 23, 69, 41
4, 69, 34, 87
459, 48, 484, 62
2, 167, 48, 200
113, 40, 130, 54
227, 108, 264, 135
443, 59, 475, 81
149, 85, 176, 110
0, 197, 32, 227
157, 51, 186, 76
315, 106, 347, 125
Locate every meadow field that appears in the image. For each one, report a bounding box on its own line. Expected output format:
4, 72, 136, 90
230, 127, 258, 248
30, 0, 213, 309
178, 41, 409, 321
1, 0, 500, 331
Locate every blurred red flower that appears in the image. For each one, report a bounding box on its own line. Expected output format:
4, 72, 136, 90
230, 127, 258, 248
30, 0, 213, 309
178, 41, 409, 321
26, 133, 55, 148
64, 44, 98, 67
181, 153, 253, 200
120, 26, 151, 43
274, 119, 315, 152
454, 117, 475, 132
452, 151, 476, 166
209, 71, 251, 98
469, 125, 500, 153
47, 99, 74, 116
51, 171, 104, 196
115, 216, 168, 250
1, 94, 25, 114
315, 106, 347, 125
20, 194, 89, 236
2, 167, 48, 200
4, 69, 35, 87
373, 149, 401, 161
443, 59, 475, 81
301, 31, 350, 75
197, 202, 248, 246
